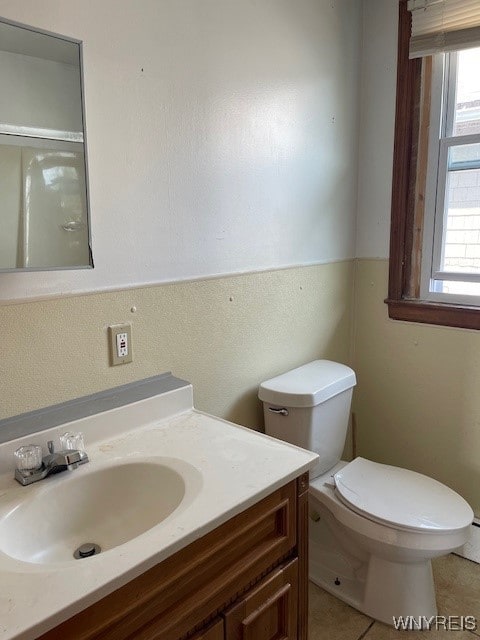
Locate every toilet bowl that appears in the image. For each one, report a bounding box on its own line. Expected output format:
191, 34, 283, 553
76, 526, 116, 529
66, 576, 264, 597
308, 459, 472, 624
259, 361, 474, 625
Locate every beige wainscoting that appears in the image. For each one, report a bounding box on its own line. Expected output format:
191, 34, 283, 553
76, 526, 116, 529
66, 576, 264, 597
353, 258, 480, 517
1, 261, 354, 430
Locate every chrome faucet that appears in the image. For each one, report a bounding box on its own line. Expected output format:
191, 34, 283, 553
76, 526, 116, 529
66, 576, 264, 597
14, 439, 89, 486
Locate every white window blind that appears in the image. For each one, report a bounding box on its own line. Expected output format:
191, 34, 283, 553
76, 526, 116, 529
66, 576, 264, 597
408, 0, 480, 58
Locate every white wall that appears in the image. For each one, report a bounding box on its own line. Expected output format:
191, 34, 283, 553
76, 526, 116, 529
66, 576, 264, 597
0, 0, 361, 302
356, 0, 397, 259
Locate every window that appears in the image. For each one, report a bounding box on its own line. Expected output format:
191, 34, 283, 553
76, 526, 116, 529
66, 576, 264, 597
387, 1, 480, 329
423, 47, 480, 303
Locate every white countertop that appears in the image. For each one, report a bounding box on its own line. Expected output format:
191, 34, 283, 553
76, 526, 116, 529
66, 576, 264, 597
0, 385, 317, 639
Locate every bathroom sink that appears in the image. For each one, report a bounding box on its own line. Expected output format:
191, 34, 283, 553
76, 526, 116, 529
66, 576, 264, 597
0, 459, 196, 564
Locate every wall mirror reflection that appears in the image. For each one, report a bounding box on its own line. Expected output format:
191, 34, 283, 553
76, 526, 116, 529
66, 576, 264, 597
0, 19, 92, 271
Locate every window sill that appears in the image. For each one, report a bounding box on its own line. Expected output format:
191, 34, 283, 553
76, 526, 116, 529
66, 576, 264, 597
385, 298, 480, 330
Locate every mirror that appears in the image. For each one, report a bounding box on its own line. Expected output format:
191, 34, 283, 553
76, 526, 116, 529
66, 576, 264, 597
0, 19, 92, 271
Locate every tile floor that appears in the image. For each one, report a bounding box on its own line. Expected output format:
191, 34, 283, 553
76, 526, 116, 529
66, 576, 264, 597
309, 554, 480, 639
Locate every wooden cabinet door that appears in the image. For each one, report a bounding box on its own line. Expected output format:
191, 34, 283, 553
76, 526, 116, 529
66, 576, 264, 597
224, 559, 298, 640
190, 618, 224, 640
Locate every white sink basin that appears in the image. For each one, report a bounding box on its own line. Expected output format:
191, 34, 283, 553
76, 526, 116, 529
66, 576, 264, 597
0, 458, 200, 564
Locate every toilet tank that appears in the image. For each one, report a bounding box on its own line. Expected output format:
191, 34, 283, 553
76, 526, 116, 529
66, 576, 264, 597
259, 360, 356, 479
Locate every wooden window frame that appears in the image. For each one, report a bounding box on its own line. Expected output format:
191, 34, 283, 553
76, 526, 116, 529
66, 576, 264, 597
386, 0, 480, 330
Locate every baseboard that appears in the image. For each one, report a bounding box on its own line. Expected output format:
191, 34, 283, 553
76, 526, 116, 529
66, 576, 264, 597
454, 519, 480, 564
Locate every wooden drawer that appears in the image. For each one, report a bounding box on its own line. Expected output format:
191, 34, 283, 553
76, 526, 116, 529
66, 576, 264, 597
189, 619, 224, 640
224, 559, 298, 640
38, 480, 297, 640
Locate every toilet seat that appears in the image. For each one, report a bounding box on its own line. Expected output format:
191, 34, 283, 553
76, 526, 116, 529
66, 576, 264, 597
334, 457, 473, 533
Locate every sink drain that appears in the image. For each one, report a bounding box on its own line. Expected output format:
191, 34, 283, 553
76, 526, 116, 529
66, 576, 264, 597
73, 543, 101, 559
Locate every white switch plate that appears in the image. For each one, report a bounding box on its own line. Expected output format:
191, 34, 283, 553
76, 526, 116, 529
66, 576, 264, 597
108, 324, 133, 366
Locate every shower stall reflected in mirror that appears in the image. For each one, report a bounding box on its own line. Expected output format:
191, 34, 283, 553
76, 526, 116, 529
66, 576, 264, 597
1, 140, 89, 269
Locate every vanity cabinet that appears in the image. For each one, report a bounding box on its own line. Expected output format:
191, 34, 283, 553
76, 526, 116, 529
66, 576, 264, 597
224, 559, 298, 639
38, 473, 309, 640
190, 620, 224, 640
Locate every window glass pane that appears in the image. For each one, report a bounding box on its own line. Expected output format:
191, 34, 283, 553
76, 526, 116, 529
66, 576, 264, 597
452, 47, 480, 137
433, 280, 480, 296
449, 143, 480, 169
443, 166, 480, 273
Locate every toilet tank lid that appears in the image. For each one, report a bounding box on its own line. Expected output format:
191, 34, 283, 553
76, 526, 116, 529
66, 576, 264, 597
258, 360, 356, 408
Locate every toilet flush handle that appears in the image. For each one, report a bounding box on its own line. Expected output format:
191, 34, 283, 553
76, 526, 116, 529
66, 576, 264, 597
268, 407, 289, 416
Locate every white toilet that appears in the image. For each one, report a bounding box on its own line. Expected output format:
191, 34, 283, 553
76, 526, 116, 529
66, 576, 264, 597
259, 360, 473, 625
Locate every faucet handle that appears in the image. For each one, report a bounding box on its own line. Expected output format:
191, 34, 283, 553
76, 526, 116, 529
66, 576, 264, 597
60, 432, 86, 452
14, 445, 43, 472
